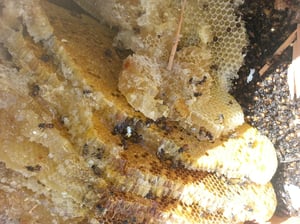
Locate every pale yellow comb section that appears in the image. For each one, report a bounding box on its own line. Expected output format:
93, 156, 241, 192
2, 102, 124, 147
0, 0, 278, 223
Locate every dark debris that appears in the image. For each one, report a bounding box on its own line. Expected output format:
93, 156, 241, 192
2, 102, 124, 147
232, 0, 300, 217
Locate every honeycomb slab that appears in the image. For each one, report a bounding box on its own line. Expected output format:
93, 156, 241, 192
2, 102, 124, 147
0, 0, 277, 223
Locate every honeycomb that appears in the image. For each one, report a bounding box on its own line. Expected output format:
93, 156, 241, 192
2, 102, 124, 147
75, 0, 247, 139
0, 0, 277, 223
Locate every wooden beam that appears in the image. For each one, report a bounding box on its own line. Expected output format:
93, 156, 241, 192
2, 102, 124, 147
259, 29, 297, 76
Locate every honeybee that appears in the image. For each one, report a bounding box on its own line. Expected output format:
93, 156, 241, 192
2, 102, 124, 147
218, 114, 224, 124
25, 164, 41, 172
38, 122, 54, 129
30, 84, 40, 97
82, 143, 89, 156
178, 144, 188, 153
156, 146, 165, 161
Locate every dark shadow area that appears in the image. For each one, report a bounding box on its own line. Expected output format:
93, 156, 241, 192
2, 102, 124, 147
231, 0, 300, 217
